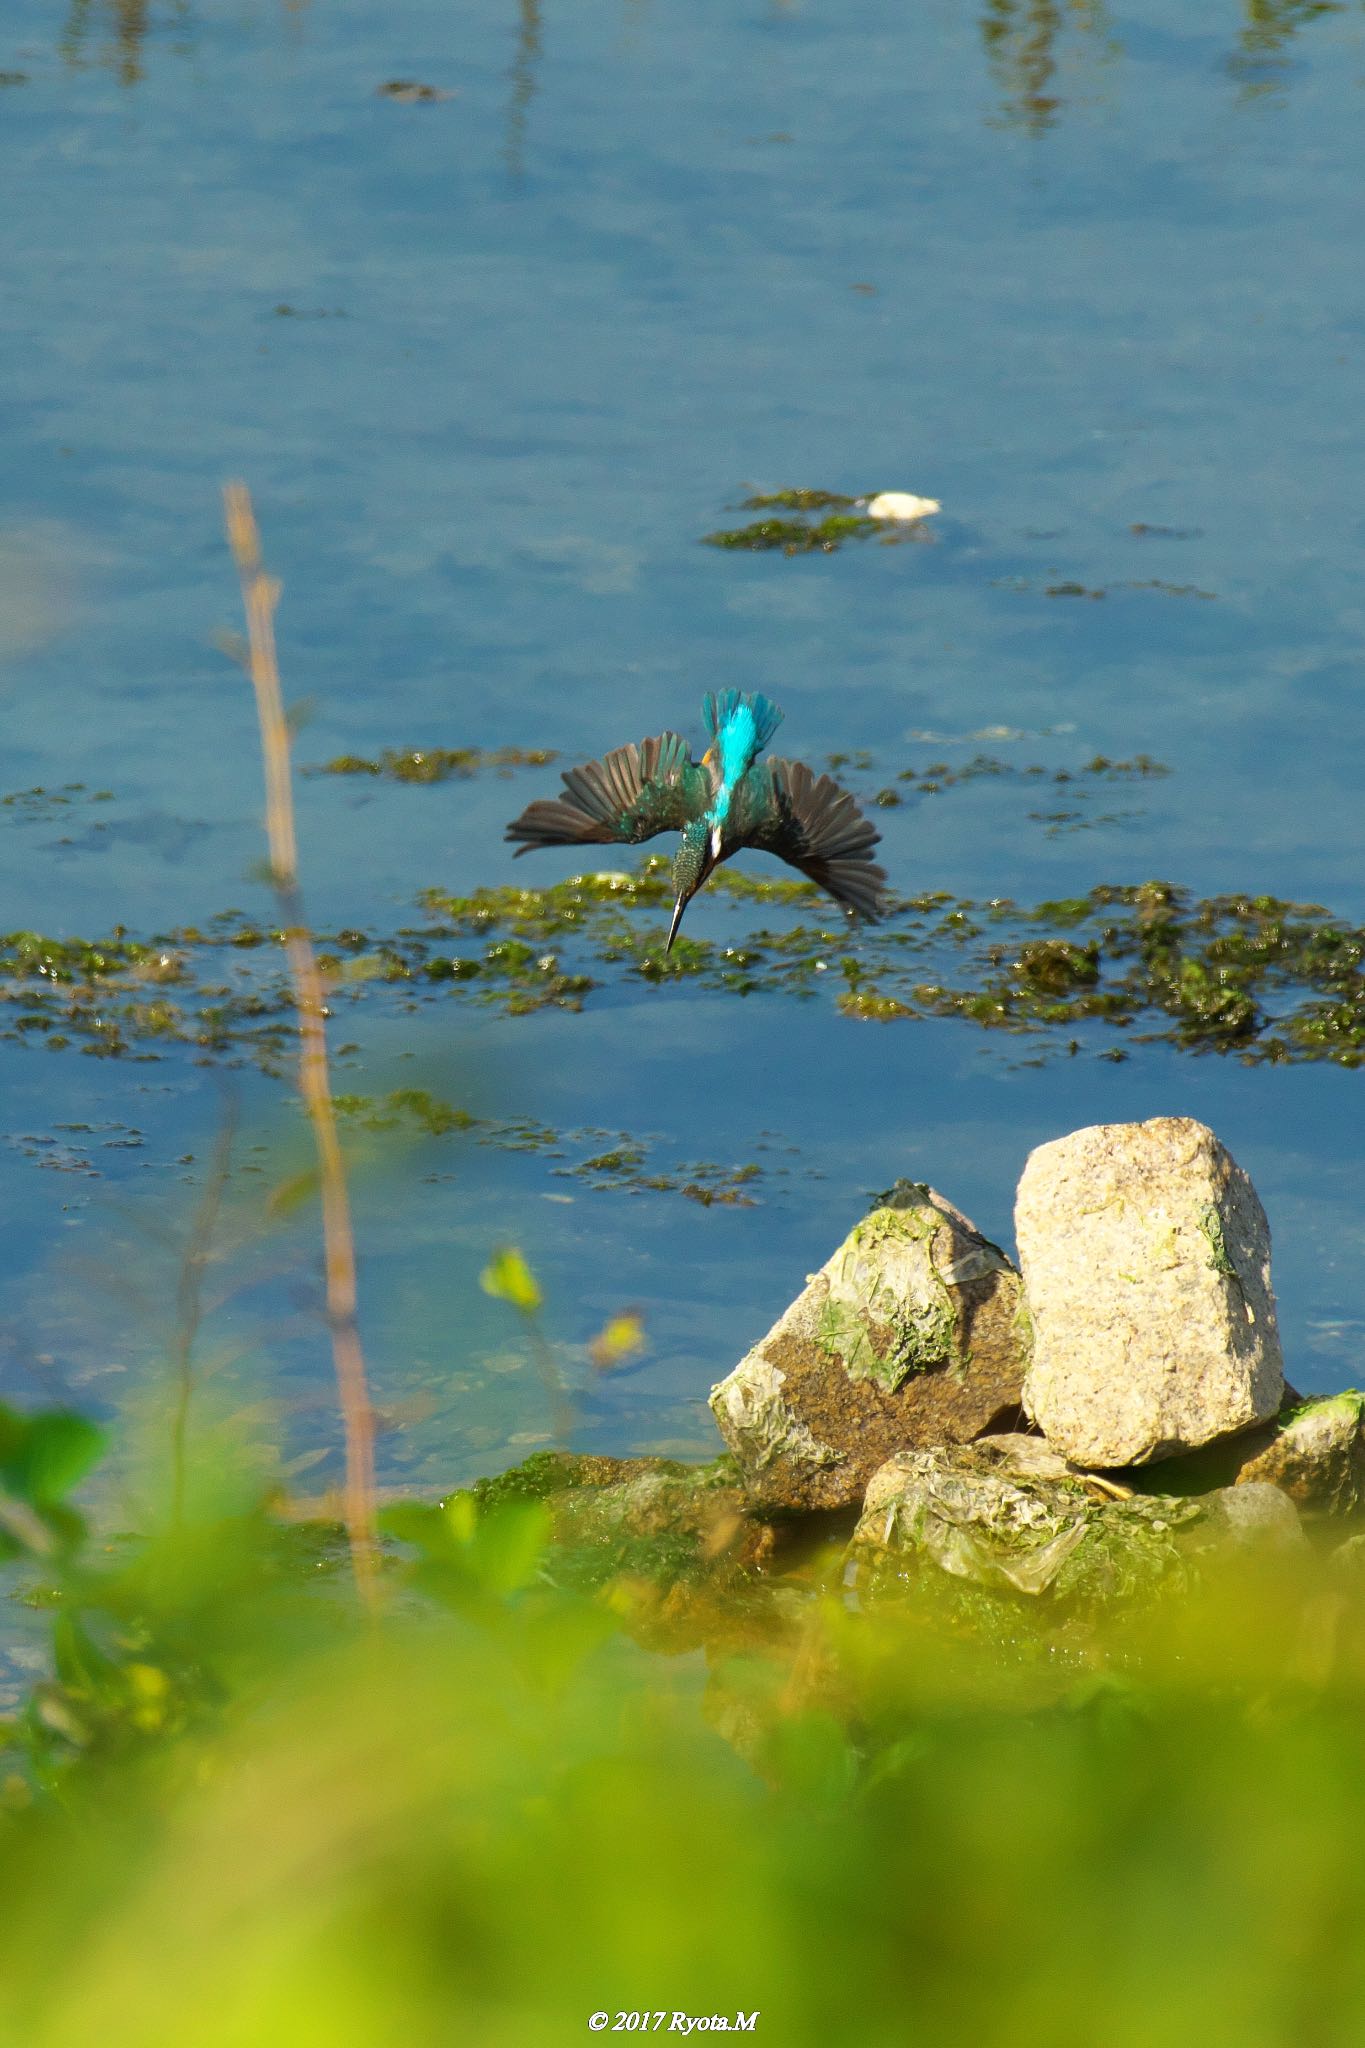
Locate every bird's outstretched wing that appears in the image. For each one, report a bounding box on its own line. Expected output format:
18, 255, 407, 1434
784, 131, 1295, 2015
732, 758, 888, 920
506, 732, 713, 856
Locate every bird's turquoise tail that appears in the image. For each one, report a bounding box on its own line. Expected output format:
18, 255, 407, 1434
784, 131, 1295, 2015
702, 689, 784, 756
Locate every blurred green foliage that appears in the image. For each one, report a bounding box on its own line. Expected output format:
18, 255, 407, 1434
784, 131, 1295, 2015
2, 1396, 1365, 2043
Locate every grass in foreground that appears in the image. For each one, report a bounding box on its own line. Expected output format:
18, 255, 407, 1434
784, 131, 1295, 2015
1, 1401, 1365, 2046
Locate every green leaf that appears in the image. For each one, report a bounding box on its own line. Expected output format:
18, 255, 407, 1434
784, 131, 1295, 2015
267, 1169, 318, 1218
467, 1501, 551, 1596
51, 1613, 120, 1697
0, 1411, 104, 1506
378, 1501, 451, 1554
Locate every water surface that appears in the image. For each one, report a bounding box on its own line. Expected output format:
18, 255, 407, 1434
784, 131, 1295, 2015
3, 0, 1365, 1484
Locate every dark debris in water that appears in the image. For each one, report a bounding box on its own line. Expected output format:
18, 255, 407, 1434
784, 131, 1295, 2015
375, 79, 454, 102
834, 750, 1169, 837
703, 512, 881, 555
331, 1089, 784, 1203
272, 304, 348, 322
564, 1147, 765, 1207
1, 784, 115, 818
992, 577, 1217, 601
4, 868, 1365, 1069
314, 746, 557, 783
837, 749, 1171, 792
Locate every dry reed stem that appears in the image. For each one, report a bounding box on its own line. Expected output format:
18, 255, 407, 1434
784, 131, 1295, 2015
223, 481, 378, 1606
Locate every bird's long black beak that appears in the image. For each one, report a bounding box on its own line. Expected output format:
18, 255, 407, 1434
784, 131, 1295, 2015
665, 893, 690, 953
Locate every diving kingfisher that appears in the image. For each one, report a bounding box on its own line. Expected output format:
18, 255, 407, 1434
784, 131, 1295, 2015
505, 691, 888, 950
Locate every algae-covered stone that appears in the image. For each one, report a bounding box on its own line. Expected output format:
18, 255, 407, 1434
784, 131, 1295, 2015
1016, 1117, 1283, 1468
710, 1183, 1029, 1511
1232, 1392, 1365, 1514
483, 1455, 781, 1648
852, 1440, 1200, 1604
537, 1457, 769, 1589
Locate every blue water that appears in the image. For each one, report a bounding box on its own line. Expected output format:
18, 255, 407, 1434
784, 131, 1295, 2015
3, 0, 1365, 1488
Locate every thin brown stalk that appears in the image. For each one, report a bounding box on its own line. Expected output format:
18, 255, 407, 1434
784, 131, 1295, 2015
223, 481, 378, 1606
169, 1093, 237, 1526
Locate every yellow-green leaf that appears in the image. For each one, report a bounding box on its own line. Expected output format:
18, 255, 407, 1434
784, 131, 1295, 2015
480, 1246, 542, 1314
588, 1311, 646, 1372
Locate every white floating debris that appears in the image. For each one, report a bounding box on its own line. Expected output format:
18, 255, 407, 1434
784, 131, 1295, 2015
866, 491, 941, 523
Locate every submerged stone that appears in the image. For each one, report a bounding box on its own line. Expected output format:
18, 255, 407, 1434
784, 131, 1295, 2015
709, 1183, 1029, 1511
1017, 1117, 1283, 1468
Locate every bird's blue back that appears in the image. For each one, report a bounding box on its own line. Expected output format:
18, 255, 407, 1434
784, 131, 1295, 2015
702, 691, 783, 820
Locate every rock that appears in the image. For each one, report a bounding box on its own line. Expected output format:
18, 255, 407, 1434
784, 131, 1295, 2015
850, 1445, 1306, 1608
471, 1451, 786, 1649
852, 1440, 1200, 1603
1232, 1393, 1365, 1515
1016, 1116, 1283, 1467
1198, 1481, 1307, 1556
969, 1432, 1073, 1483
709, 1182, 1029, 1511
1331, 1530, 1365, 1580
546, 1458, 772, 1589
1104, 1383, 1313, 1500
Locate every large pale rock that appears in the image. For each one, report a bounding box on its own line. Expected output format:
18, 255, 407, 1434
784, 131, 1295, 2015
708, 1182, 1029, 1511
1016, 1117, 1283, 1468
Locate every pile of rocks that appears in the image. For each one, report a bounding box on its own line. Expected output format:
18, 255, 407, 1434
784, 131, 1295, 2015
708, 1116, 1365, 1602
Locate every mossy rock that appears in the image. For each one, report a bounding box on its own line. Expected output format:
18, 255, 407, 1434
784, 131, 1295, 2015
1117, 1390, 1365, 1517
710, 1185, 1029, 1512
852, 1441, 1202, 1610
471, 1451, 796, 1649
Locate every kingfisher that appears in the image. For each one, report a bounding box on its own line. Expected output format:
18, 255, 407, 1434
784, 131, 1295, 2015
505, 691, 888, 950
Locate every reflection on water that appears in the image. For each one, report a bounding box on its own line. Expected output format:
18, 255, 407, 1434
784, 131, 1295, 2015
979, 0, 1117, 134
57, 0, 305, 84
46, 0, 1353, 121
58, 0, 187, 84
504, 0, 544, 180
1230, 0, 1344, 98
979, 0, 1345, 128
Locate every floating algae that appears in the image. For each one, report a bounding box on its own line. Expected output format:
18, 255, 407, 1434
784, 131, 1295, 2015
1, 870, 1364, 1068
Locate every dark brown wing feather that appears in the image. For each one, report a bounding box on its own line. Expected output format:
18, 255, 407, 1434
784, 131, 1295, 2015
733, 758, 888, 920
505, 732, 711, 856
